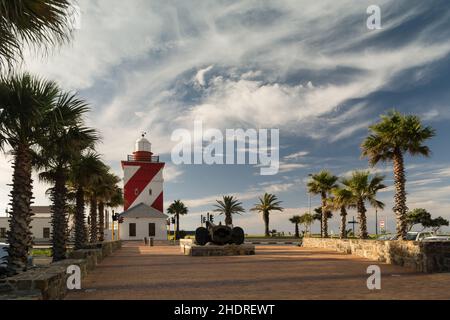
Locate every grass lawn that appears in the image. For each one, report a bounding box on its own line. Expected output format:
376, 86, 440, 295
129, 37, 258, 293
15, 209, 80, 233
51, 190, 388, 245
245, 235, 300, 240
31, 248, 52, 257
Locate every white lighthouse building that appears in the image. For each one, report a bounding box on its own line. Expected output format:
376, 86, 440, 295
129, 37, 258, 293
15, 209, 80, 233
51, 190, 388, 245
118, 134, 168, 240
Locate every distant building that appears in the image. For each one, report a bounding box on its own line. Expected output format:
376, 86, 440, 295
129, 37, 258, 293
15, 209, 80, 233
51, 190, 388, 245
119, 135, 168, 240
0, 206, 52, 243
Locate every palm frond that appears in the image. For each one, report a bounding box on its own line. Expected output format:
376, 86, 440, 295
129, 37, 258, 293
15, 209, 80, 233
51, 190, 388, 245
0, 0, 76, 70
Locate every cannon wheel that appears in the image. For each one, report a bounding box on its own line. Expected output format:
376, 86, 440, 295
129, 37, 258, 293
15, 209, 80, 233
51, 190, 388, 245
231, 227, 245, 245
195, 227, 209, 246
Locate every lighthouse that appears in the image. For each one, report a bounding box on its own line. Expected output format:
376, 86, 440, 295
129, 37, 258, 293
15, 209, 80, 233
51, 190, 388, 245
119, 134, 168, 240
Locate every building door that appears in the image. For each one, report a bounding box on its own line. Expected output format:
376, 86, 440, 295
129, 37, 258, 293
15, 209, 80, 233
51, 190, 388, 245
129, 223, 136, 237
0, 228, 6, 238
149, 223, 155, 237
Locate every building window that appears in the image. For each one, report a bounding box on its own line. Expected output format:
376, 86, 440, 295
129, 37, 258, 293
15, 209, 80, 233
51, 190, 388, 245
43, 228, 50, 239
149, 223, 155, 237
129, 223, 136, 237
0, 228, 6, 238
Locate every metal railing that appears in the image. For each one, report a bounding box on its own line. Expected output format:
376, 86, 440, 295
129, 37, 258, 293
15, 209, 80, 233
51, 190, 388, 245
127, 155, 160, 162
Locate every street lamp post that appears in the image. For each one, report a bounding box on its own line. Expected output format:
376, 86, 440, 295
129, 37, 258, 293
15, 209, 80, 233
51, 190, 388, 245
375, 208, 378, 236
307, 174, 313, 236
348, 216, 359, 237
307, 173, 313, 214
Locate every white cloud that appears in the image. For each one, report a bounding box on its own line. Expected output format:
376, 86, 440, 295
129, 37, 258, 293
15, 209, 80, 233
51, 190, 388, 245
241, 70, 262, 79
163, 165, 183, 183
433, 168, 450, 178
22, 0, 166, 89
2, 0, 449, 228
278, 162, 307, 173
329, 121, 372, 142
15, 0, 450, 159
194, 65, 214, 86
284, 151, 309, 160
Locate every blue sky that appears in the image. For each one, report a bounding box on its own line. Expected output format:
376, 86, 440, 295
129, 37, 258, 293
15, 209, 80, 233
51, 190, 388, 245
1, 0, 450, 235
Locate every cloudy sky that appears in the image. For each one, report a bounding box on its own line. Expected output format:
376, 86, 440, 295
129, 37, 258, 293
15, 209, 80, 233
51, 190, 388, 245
1, 0, 450, 235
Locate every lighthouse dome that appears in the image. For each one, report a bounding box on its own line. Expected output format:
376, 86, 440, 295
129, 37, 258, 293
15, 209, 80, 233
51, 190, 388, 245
135, 136, 152, 153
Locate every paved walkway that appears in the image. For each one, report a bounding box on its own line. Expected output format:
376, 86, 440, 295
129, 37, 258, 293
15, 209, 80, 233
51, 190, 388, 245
66, 242, 450, 300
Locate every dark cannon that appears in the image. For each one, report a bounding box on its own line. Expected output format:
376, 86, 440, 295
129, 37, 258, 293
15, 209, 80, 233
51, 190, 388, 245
195, 222, 245, 246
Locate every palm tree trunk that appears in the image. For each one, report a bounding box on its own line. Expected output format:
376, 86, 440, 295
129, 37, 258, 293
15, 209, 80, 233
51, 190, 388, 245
74, 186, 86, 250
357, 200, 368, 239
50, 168, 68, 262
6, 145, 34, 273
225, 213, 232, 226
340, 207, 347, 239
98, 201, 105, 242
264, 211, 270, 237
321, 192, 328, 238
295, 223, 299, 238
89, 196, 97, 243
393, 149, 408, 240
176, 213, 180, 240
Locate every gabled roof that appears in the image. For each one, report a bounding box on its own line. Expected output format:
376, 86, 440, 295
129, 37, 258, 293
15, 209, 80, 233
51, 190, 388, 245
31, 206, 51, 214
119, 203, 168, 219
31, 206, 51, 218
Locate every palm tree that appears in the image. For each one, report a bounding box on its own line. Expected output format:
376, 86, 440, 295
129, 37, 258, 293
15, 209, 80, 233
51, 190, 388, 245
0, 73, 60, 273
213, 196, 245, 226
361, 111, 435, 239
312, 207, 333, 236
299, 212, 314, 236
250, 193, 283, 237
105, 185, 124, 235
85, 163, 109, 243
329, 188, 355, 239
307, 171, 339, 238
167, 200, 188, 240
38, 125, 97, 262
96, 171, 121, 242
341, 171, 386, 239
36, 93, 96, 262
289, 215, 301, 238
68, 151, 104, 249
87, 187, 99, 243
0, 0, 75, 70
106, 186, 123, 213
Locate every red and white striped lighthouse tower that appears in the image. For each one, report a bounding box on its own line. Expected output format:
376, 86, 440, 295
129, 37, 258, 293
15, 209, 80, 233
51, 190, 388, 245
121, 134, 165, 212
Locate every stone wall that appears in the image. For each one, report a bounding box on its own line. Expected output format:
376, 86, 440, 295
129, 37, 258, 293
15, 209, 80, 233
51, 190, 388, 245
180, 239, 256, 256
302, 238, 450, 273
0, 240, 122, 300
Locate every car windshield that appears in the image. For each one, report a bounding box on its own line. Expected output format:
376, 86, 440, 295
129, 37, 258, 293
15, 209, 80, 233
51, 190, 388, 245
406, 233, 418, 240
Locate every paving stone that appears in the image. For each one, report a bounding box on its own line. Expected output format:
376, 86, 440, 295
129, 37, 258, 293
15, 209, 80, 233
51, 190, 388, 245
66, 242, 450, 300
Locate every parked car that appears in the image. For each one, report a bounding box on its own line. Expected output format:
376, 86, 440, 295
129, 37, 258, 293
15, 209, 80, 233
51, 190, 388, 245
0, 243, 8, 267
377, 234, 396, 240
405, 231, 434, 241
423, 235, 450, 242
378, 232, 436, 241
0, 243, 33, 268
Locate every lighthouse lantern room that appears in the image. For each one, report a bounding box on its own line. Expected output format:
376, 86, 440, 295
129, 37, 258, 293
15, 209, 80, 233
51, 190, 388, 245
119, 134, 168, 240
